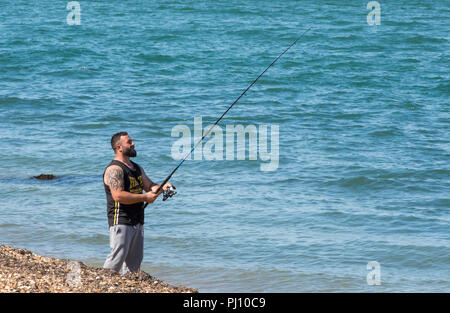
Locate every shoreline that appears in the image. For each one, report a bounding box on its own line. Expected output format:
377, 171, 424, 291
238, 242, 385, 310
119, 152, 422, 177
0, 245, 197, 293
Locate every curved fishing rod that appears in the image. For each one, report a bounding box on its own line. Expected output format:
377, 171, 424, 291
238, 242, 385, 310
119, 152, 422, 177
144, 27, 312, 208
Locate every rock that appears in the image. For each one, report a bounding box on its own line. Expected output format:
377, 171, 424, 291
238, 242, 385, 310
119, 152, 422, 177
33, 174, 55, 180
0, 245, 197, 293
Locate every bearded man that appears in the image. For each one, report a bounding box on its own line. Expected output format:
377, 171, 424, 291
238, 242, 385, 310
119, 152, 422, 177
102, 131, 172, 273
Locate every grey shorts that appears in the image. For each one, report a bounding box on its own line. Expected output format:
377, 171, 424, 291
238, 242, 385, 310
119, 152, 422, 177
103, 224, 144, 274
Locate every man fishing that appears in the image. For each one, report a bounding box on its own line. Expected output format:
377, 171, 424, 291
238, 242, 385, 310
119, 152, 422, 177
101, 28, 310, 274
103, 131, 172, 273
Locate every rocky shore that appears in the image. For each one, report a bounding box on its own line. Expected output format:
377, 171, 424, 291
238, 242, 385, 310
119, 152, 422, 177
0, 245, 197, 293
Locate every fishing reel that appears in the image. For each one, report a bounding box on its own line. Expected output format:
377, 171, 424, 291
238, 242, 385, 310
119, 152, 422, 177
162, 185, 177, 201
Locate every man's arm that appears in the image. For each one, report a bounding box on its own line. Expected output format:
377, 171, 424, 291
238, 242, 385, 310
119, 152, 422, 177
139, 165, 172, 194
139, 165, 159, 193
105, 165, 157, 204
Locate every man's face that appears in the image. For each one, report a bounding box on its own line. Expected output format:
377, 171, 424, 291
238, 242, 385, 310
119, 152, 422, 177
119, 135, 137, 157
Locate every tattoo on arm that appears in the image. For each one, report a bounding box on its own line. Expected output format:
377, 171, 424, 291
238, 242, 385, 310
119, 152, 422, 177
107, 167, 124, 191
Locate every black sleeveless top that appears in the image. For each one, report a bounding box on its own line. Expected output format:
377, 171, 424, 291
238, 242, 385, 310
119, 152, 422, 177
103, 160, 145, 227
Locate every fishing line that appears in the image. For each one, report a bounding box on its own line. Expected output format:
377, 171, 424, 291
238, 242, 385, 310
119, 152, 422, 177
144, 27, 312, 208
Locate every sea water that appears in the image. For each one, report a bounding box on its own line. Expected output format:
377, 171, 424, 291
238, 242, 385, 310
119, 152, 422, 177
0, 0, 448, 292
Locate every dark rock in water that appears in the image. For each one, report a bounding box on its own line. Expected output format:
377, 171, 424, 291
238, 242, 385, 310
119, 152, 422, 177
33, 174, 56, 180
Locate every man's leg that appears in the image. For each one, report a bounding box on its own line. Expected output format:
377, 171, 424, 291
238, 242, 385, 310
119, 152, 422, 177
103, 225, 133, 272
123, 223, 144, 273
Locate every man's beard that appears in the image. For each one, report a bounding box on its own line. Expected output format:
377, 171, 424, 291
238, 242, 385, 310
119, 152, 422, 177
123, 147, 137, 157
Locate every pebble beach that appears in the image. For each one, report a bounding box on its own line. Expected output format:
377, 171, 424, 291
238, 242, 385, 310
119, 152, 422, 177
0, 245, 197, 293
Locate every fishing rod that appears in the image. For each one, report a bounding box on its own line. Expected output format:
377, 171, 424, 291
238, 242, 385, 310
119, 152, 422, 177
144, 27, 312, 208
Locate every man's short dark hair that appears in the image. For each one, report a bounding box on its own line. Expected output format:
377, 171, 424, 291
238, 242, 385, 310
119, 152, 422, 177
111, 132, 128, 151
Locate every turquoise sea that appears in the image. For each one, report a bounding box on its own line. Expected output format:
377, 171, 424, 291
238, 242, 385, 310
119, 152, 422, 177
0, 1, 449, 292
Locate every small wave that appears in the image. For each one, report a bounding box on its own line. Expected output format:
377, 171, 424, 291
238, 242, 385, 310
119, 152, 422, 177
401, 58, 421, 64
331, 34, 361, 41
0, 223, 21, 228
331, 176, 375, 188
433, 83, 450, 94
72, 122, 110, 130
62, 130, 97, 137
261, 86, 297, 94
334, 112, 366, 120
369, 129, 401, 137
405, 35, 447, 44
53, 233, 108, 245
134, 53, 176, 63
225, 28, 265, 37
0, 96, 22, 105
180, 6, 196, 12
410, 198, 450, 210
219, 7, 260, 15
76, 234, 109, 244
0, 96, 54, 107
273, 178, 302, 184
326, 174, 406, 190
351, 168, 449, 182
326, 61, 367, 70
